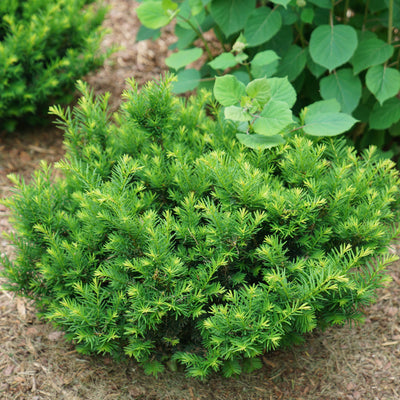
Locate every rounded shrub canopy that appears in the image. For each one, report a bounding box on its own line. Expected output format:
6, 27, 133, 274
2, 76, 400, 378
0, 0, 109, 131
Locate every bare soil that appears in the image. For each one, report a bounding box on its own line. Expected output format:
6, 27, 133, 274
1, 1, 400, 399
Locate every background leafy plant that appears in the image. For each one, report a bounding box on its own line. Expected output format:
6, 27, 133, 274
0, 0, 111, 131
2, 76, 400, 379
136, 0, 400, 161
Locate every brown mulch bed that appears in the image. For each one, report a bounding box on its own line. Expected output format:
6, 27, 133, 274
1, 1, 400, 399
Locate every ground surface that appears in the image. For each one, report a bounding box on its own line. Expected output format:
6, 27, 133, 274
1, 1, 400, 399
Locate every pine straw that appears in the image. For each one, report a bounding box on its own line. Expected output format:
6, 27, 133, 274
1, 1, 400, 399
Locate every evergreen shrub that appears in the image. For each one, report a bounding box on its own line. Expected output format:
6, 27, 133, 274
0, 0, 109, 131
2, 76, 400, 378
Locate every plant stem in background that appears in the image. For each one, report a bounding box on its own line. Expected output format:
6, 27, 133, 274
178, 17, 214, 60
343, 0, 350, 23
362, 0, 370, 31
388, 0, 394, 44
330, 0, 335, 26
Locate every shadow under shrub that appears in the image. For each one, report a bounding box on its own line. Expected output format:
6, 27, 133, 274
2, 76, 400, 379
0, 0, 109, 131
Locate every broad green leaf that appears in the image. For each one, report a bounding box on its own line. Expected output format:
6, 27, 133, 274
271, 0, 291, 7
301, 8, 314, 23
320, 68, 362, 114
253, 100, 293, 136
162, 0, 178, 11
136, 1, 173, 29
165, 48, 203, 70
277, 45, 307, 82
172, 25, 197, 50
214, 75, 246, 106
366, 65, 400, 105
246, 78, 271, 107
369, 98, 400, 130
232, 70, 250, 85
304, 112, 358, 136
308, 0, 331, 8
351, 38, 394, 75
172, 69, 201, 93
189, 0, 203, 15
309, 25, 358, 70
176, 2, 205, 29
236, 133, 285, 149
279, 7, 298, 25
208, 53, 237, 70
307, 53, 326, 78
250, 50, 280, 79
225, 106, 252, 121
306, 99, 341, 118
268, 77, 297, 108
209, 0, 256, 37
244, 7, 282, 47
136, 25, 161, 41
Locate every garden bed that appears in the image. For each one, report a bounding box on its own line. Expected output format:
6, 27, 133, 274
0, 1, 399, 399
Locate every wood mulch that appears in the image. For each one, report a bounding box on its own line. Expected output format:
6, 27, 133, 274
1, 1, 400, 399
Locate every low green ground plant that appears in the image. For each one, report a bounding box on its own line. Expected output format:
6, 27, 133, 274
136, 0, 400, 159
2, 76, 400, 378
0, 0, 110, 131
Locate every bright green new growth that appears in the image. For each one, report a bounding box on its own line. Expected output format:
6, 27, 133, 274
0, 0, 110, 131
2, 76, 400, 379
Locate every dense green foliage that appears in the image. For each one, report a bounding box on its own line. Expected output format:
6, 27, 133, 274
136, 0, 400, 159
2, 76, 400, 378
0, 0, 109, 131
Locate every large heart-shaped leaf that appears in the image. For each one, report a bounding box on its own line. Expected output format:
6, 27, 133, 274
369, 98, 400, 130
209, 0, 256, 37
172, 69, 201, 93
236, 133, 285, 149
320, 68, 362, 114
244, 7, 282, 47
309, 25, 358, 71
366, 65, 400, 105
351, 38, 394, 75
214, 75, 246, 106
253, 100, 293, 136
166, 48, 203, 70
250, 50, 280, 79
304, 112, 358, 136
306, 99, 341, 117
268, 77, 297, 108
137, 1, 175, 29
246, 78, 271, 108
277, 45, 307, 82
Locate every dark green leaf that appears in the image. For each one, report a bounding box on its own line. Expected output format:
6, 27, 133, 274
172, 69, 201, 93
309, 25, 358, 70
351, 38, 394, 75
244, 7, 282, 47
369, 98, 400, 130
320, 68, 362, 114
277, 45, 307, 82
366, 65, 400, 105
209, 0, 256, 37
